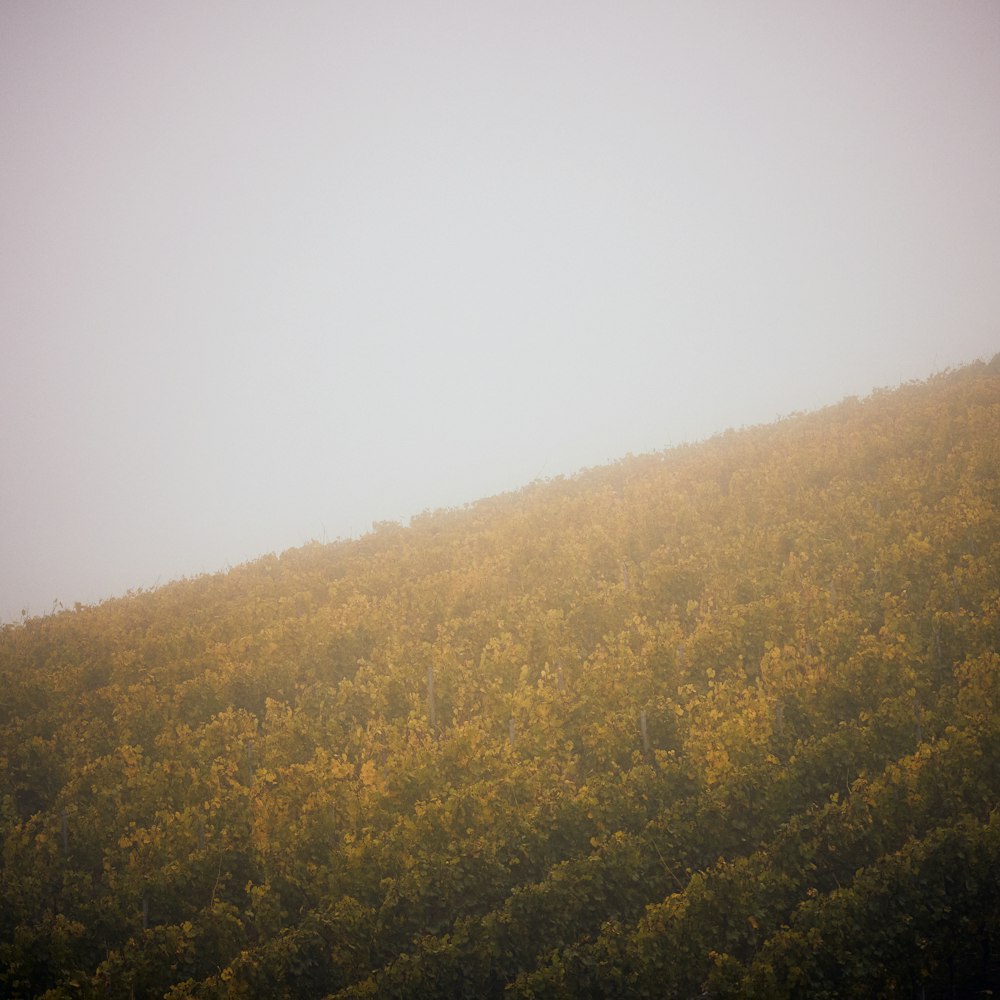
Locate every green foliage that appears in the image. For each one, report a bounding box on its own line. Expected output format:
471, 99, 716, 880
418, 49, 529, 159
1, 360, 999, 997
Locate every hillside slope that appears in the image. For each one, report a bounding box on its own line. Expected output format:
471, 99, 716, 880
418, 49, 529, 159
2, 358, 999, 998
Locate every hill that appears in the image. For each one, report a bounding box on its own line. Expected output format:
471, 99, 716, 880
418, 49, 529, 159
2, 358, 999, 998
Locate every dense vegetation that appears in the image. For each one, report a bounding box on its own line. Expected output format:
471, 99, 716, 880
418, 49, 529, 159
2, 358, 999, 998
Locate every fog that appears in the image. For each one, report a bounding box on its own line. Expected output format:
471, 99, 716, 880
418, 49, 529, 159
2, 1, 998, 622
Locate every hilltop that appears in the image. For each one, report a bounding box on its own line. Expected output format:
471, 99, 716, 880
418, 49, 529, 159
1, 357, 999, 998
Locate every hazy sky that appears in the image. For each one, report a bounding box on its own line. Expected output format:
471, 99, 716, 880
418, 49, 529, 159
2, 1, 999, 623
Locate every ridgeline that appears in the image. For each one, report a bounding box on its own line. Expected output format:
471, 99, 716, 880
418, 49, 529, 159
2, 358, 999, 998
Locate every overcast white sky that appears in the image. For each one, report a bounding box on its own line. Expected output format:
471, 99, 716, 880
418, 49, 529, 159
2, 1, 999, 623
